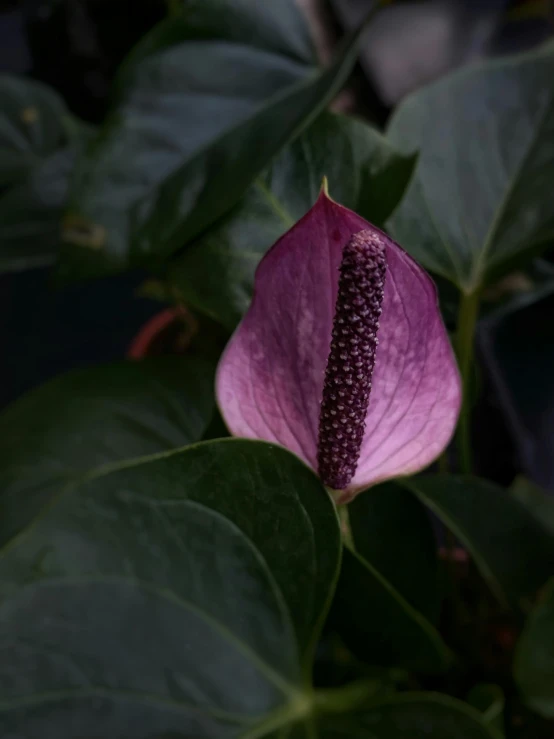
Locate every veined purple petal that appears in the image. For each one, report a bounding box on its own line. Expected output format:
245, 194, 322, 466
216, 190, 461, 496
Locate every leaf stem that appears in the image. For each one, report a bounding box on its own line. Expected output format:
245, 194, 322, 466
455, 289, 480, 474
338, 502, 355, 550
314, 680, 381, 714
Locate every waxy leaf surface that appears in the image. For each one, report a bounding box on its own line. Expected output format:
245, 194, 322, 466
0, 358, 215, 547
388, 42, 554, 292
0, 440, 340, 738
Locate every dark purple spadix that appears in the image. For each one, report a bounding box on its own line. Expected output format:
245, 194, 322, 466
317, 230, 387, 490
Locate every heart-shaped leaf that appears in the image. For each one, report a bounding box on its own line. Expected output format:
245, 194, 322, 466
0, 357, 215, 548
59, 0, 369, 280
403, 476, 554, 608
348, 481, 440, 622
0, 76, 86, 272
331, 547, 451, 672
0, 440, 340, 738
169, 111, 416, 328
387, 42, 554, 293
308, 693, 502, 738
514, 578, 554, 719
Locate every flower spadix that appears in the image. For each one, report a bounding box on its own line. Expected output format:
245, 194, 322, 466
216, 189, 461, 501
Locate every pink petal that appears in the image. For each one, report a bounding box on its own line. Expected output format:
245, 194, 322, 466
216, 191, 461, 493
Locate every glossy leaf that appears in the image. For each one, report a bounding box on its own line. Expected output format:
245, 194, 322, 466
514, 579, 554, 719
0, 357, 215, 547
331, 548, 451, 672
387, 42, 554, 292
348, 481, 440, 622
0, 440, 340, 738
404, 475, 554, 608
169, 111, 416, 328
304, 694, 502, 738
0, 76, 83, 272
60, 0, 367, 279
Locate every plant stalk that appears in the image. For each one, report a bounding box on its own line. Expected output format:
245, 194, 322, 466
455, 289, 480, 475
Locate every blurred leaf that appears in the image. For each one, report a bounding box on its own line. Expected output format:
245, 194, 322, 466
387, 42, 554, 293
306, 693, 502, 737
511, 477, 554, 535
60, 0, 368, 279
0, 76, 85, 273
467, 684, 505, 735
116, 0, 315, 87
169, 111, 416, 328
0, 440, 340, 738
0, 75, 71, 187
514, 578, 554, 718
404, 476, 554, 608
0, 357, 215, 548
331, 547, 451, 672
0, 149, 73, 272
348, 481, 440, 622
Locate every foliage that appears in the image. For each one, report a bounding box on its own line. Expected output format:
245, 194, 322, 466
1, 1, 554, 736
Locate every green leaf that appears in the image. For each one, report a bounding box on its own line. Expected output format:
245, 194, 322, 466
0, 76, 84, 272
0, 357, 215, 548
511, 476, 554, 536
298, 693, 502, 738
348, 482, 440, 623
467, 684, 505, 735
403, 475, 554, 608
169, 111, 416, 329
387, 42, 554, 293
0, 75, 71, 186
59, 0, 369, 279
0, 440, 340, 737
0, 149, 73, 272
331, 547, 451, 672
514, 578, 554, 719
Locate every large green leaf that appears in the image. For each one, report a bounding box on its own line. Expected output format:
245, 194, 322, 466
348, 481, 440, 622
403, 476, 554, 608
0, 76, 83, 272
60, 0, 369, 279
331, 547, 451, 672
387, 42, 554, 293
302, 694, 502, 738
514, 579, 554, 719
0, 440, 340, 738
0, 357, 215, 548
169, 111, 416, 328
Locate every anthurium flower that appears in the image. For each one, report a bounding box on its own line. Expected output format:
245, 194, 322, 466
216, 187, 461, 502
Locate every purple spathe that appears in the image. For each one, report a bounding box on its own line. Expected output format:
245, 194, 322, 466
216, 190, 461, 500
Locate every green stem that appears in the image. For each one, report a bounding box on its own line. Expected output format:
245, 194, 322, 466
455, 289, 480, 474
314, 680, 380, 714
338, 502, 354, 551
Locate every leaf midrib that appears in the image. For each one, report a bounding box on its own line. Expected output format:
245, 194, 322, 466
471, 89, 554, 290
